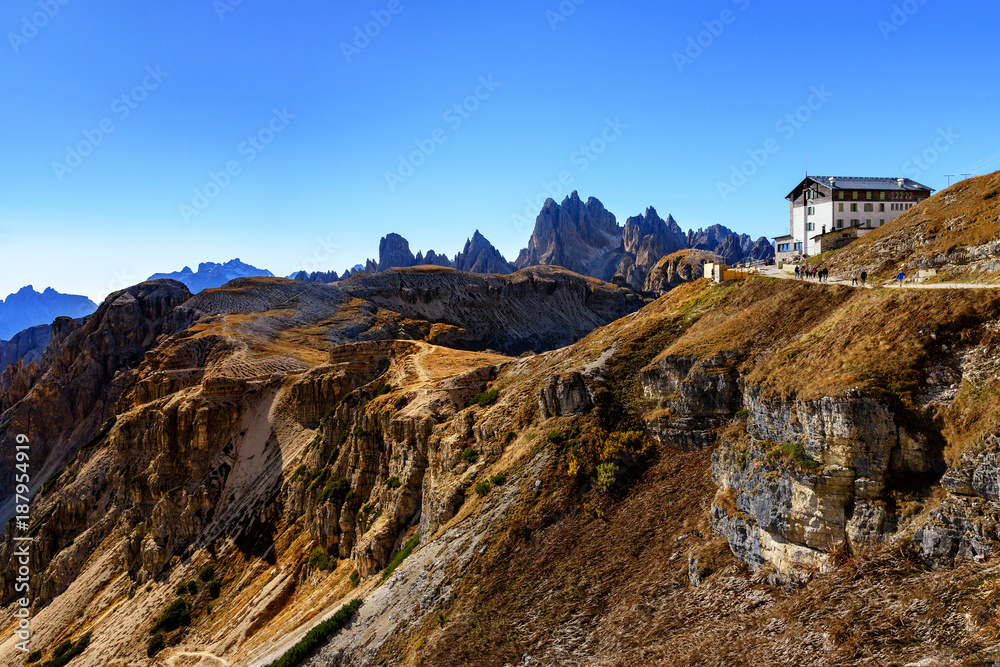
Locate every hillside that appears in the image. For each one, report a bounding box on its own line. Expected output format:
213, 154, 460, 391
5, 179, 1000, 666
823, 170, 1000, 281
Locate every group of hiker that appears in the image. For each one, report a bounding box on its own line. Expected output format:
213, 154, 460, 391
794, 265, 873, 286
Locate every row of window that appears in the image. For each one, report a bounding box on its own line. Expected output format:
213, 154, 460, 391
776, 242, 803, 252
806, 189, 923, 202
807, 202, 918, 214
836, 219, 884, 229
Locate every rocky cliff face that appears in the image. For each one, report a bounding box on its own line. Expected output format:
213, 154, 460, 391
613, 207, 688, 290
515, 192, 624, 281
642, 249, 715, 296
453, 231, 514, 274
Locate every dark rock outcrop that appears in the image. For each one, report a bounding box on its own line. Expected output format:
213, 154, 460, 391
515, 192, 625, 281
642, 250, 714, 296
453, 231, 514, 274
378, 233, 417, 272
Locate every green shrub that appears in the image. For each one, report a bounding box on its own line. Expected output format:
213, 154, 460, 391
349, 570, 361, 588
27, 649, 42, 663
386, 476, 401, 489
461, 448, 478, 464
42, 632, 90, 667
175, 581, 189, 595
198, 565, 216, 582
40, 468, 65, 495
503, 430, 516, 444
147, 633, 165, 658
378, 535, 420, 585
377, 384, 392, 396
734, 409, 749, 419
24, 503, 58, 538
150, 598, 190, 634
394, 395, 409, 410
83, 416, 116, 448
489, 472, 507, 486
309, 433, 322, 449
352, 425, 365, 438
318, 477, 351, 506
596, 462, 618, 491
547, 431, 564, 444
470, 388, 499, 407
340, 391, 355, 404
475, 480, 493, 496
263, 599, 362, 667
187, 580, 198, 596
53, 538, 74, 555
308, 468, 330, 491
308, 546, 336, 571
290, 464, 307, 482
208, 580, 222, 598
164, 485, 183, 496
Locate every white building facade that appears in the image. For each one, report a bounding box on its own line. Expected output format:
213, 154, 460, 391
774, 176, 933, 262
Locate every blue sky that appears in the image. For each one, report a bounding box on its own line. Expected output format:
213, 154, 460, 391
2, 0, 999, 303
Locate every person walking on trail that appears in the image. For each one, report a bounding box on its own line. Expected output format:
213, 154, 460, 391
823, 268, 829, 282
861, 270, 868, 286
795, 266, 800, 279
852, 272, 858, 286
897, 270, 906, 287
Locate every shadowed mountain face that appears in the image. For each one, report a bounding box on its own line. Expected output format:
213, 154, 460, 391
515, 191, 624, 280
0, 285, 96, 340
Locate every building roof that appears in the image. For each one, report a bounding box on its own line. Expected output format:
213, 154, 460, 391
786, 176, 934, 199
773, 234, 794, 241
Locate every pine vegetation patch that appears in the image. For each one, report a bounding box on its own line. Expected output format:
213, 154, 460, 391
263, 599, 362, 667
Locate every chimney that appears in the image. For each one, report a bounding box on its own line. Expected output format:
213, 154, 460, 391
897, 178, 906, 188
822, 225, 826, 235
828, 177, 836, 186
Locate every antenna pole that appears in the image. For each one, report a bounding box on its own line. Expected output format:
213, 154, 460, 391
962, 173, 972, 181
944, 174, 954, 187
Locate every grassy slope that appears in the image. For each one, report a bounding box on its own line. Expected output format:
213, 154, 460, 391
391, 276, 1000, 666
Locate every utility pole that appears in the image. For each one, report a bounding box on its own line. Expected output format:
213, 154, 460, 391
944, 174, 954, 187
962, 173, 973, 181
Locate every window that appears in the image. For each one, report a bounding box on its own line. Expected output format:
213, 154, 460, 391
864, 204, 874, 212
866, 191, 872, 200
837, 192, 845, 200
866, 219, 872, 228
852, 191, 859, 200
879, 203, 885, 212
837, 219, 844, 229
807, 206, 815, 215
880, 192, 886, 200
838, 203, 844, 212
851, 219, 860, 227
880, 219, 885, 226
778, 243, 790, 252
807, 222, 815, 231
851, 203, 858, 212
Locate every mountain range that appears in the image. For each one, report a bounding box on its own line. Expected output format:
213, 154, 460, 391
0, 285, 96, 341
146, 258, 274, 293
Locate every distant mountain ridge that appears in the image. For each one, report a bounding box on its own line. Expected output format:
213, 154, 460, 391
0, 285, 96, 341
147, 258, 273, 293
293, 192, 773, 290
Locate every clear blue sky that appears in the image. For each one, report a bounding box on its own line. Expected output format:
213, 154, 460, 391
2, 0, 998, 302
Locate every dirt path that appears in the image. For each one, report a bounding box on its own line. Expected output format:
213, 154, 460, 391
758, 266, 1000, 289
